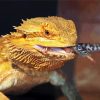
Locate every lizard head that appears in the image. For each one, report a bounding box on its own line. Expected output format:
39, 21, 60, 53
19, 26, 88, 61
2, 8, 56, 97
8, 16, 77, 71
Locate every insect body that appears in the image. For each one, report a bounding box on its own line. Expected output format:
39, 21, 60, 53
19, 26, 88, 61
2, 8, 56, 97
73, 43, 100, 62
74, 43, 100, 56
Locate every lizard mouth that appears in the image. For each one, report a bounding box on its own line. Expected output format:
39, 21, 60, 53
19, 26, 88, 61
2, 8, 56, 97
33, 45, 74, 56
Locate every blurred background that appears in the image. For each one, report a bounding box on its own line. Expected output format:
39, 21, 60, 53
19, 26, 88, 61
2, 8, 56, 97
0, 0, 100, 100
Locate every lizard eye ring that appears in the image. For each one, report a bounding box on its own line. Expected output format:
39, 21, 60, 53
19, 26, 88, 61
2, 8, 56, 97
45, 30, 50, 35
23, 34, 27, 38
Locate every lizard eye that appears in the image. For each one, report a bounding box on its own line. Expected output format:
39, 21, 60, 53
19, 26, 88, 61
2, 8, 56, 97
45, 30, 50, 35
22, 34, 27, 38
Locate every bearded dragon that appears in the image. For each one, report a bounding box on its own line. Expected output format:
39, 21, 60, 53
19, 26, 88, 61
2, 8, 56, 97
0, 16, 82, 100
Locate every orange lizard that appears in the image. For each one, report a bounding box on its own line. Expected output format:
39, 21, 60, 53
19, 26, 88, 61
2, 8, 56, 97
0, 16, 82, 100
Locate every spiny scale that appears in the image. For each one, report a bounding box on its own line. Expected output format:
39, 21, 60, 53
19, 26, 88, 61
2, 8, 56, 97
9, 45, 39, 64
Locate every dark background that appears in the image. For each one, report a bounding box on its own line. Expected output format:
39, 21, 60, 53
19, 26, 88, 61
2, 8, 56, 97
0, 0, 57, 35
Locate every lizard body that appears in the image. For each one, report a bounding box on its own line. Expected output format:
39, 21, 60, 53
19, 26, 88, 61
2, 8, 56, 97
0, 16, 79, 100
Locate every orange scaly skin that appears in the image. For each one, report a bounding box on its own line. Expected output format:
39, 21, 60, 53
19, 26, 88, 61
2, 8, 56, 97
0, 16, 79, 100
